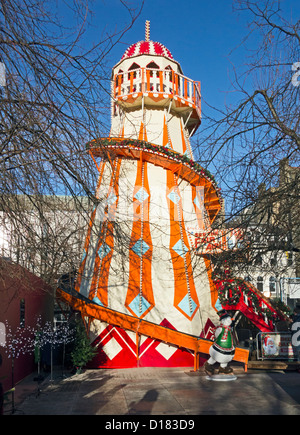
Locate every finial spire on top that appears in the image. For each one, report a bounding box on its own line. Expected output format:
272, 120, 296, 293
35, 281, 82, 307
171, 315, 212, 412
145, 20, 150, 41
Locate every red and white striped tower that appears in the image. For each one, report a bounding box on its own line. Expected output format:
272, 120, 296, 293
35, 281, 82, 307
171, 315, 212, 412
74, 22, 222, 368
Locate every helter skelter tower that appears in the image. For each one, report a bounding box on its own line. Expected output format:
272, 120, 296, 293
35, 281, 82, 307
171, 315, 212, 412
64, 23, 224, 368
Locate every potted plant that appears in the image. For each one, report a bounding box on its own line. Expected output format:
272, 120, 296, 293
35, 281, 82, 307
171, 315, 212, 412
71, 320, 97, 374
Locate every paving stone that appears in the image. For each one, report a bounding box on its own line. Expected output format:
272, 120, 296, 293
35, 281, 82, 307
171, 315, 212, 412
8, 367, 300, 416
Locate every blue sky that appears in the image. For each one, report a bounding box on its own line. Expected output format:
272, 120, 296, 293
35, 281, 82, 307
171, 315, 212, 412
89, 0, 255, 112
56, 0, 299, 204
79, 0, 298, 132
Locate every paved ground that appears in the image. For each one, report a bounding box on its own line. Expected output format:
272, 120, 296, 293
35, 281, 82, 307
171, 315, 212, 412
4, 366, 300, 416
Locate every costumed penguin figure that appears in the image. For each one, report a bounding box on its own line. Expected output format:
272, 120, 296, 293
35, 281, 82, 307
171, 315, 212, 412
204, 311, 236, 376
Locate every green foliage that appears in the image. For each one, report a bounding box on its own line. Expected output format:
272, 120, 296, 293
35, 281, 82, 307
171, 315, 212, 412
4, 388, 15, 403
215, 278, 284, 322
71, 320, 97, 370
272, 298, 293, 318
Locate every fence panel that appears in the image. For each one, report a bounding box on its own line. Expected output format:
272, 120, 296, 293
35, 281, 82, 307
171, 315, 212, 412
256, 332, 296, 360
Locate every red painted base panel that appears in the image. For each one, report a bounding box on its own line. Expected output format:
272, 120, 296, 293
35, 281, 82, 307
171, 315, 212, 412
87, 318, 201, 369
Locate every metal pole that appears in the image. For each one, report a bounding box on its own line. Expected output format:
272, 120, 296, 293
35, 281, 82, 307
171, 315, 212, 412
50, 342, 53, 382
11, 357, 15, 414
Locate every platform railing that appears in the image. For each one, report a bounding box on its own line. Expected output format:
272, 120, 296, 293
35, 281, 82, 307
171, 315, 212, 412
113, 67, 201, 112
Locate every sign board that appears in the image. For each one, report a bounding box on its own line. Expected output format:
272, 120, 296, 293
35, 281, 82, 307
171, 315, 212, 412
287, 278, 300, 299
258, 332, 295, 360
187, 228, 244, 255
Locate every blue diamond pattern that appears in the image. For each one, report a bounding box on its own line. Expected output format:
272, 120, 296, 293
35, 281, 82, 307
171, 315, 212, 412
129, 294, 151, 317
92, 296, 104, 307
98, 243, 111, 259
178, 294, 197, 316
134, 187, 149, 202
106, 190, 117, 205
168, 191, 180, 204
214, 297, 223, 312
131, 239, 150, 257
193, 195, 201, 209
172, 240, 189, 258
81, 250, 87, 263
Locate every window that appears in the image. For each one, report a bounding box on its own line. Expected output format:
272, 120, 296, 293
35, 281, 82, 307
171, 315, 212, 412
146, 61, 159, 69
255, 255, 262, 265
257, 276, 263, 293
146, 61, 159, 78
128, 62, 140, 71
116, 68, 124, 85
269, 277, 276, 294
165, 66, 174, 91
128, 62, 140, 79
20, 298, 25, 328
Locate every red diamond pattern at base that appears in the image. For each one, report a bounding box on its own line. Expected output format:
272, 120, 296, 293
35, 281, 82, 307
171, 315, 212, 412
87, 324, 138, 369
200, 318, 216, 341
138, 319, 194, 368
87, 319, 197, 369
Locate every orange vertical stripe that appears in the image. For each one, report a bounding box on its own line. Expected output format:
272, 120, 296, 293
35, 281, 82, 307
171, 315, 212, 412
162, 115, 173, 149
180, 122, 187, 154
89, 159, 122, 305
138, 121, 148, 142
75, 205, 98, 293
126, 160, 154, 318
191, 185, 205, 229
166, 171, 199, 320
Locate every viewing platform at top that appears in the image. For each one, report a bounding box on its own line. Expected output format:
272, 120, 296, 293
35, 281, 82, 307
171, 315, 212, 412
112, 67, 201, 134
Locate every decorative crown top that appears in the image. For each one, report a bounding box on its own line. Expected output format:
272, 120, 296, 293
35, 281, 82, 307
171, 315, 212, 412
121, 21, 173, 61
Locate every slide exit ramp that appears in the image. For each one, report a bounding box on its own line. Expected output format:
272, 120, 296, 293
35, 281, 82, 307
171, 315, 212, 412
57, 287, 249, 372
